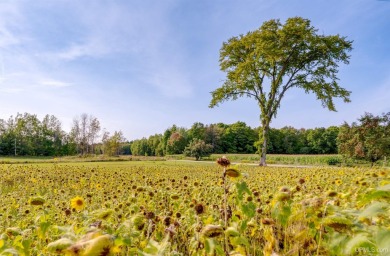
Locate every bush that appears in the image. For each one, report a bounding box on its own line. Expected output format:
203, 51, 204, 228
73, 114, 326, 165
327, 157, 341, 166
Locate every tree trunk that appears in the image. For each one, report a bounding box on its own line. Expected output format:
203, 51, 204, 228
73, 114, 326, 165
259, 123, 269, 166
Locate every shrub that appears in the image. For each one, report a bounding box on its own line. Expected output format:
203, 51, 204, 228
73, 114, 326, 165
327, 157, 341, 166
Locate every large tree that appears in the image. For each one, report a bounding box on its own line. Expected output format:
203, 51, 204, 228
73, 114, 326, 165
209, 17, 352, 166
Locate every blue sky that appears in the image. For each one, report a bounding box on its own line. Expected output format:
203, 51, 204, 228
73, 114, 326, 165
0, 0, 389, 140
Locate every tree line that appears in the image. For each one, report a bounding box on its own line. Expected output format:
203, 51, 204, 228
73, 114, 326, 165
130, 112, 390, 165
129, 121, 340, 158
1, 112, 388, 164
0, 113, 125, 156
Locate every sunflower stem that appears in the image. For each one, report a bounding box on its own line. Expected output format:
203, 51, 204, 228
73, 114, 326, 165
223, 166, 229, 255
316, 201, 331, 256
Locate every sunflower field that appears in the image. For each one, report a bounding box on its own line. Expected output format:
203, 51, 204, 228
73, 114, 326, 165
0, 160, 389, 255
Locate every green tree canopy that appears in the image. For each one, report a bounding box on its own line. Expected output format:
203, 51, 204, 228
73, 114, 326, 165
210, 17, 352, 165
338, 112, 390, 165
183, 138, 213, 160
103, 131, 125, 156
221, 121, 257, 153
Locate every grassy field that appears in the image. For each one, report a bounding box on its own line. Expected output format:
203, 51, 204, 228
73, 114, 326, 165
168, 154, 390, 167
209, 154, 342, 166
0, 155, 166, 164
1, 154, 388, 167
1, 160, 389, 255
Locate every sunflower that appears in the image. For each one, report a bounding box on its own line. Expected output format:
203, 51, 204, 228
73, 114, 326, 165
70, 196, 85, 211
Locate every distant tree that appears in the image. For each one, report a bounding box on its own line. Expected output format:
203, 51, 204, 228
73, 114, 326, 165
71, 114, 100, 155
161, 127, 172, 152
338, 112, 390, 165
306, 126, 339, 154
61, 134, 77, 156
155, 140, 166, 156
160, 126, 175, 155
131, 138, 152, 156
323, 126, 339, 154
147, 134, 163, 156
101, 130, 110, 155
221, 122, 257, 153
184, 139, 213, 160
280, 126, 304, 154
13, 113, 40, 155
166, 129, 188, 155
188, 122, 206, 141
103, 131, 126, 156
40, 114, 65, 156
258, 127, 284, 154
209, 17, 352, 165
121, 143, 131, 155
71, 116, 83, 154
87, 116, 101, 154
0, 113, 69, 156
0, 116, 17, 155
204, 124, 224, 153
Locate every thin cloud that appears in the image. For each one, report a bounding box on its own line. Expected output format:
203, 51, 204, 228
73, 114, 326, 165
0, 2, 25, 48
0, 86, 23, 94
51, 1, 170, 60
40, 79, 72, 88
39, 1, 194, 98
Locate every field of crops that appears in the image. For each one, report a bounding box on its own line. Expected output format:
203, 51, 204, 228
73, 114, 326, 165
167, 154, 390, 167
1, 160, 389, 255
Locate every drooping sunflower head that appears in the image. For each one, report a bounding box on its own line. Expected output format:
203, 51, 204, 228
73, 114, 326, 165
217, 156, 230, 167
201, 225, 224, 238
70, 196, 85, 211
323, 214, 352, 231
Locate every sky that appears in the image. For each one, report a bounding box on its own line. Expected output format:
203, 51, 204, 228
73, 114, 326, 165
0, 0, 389, 140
